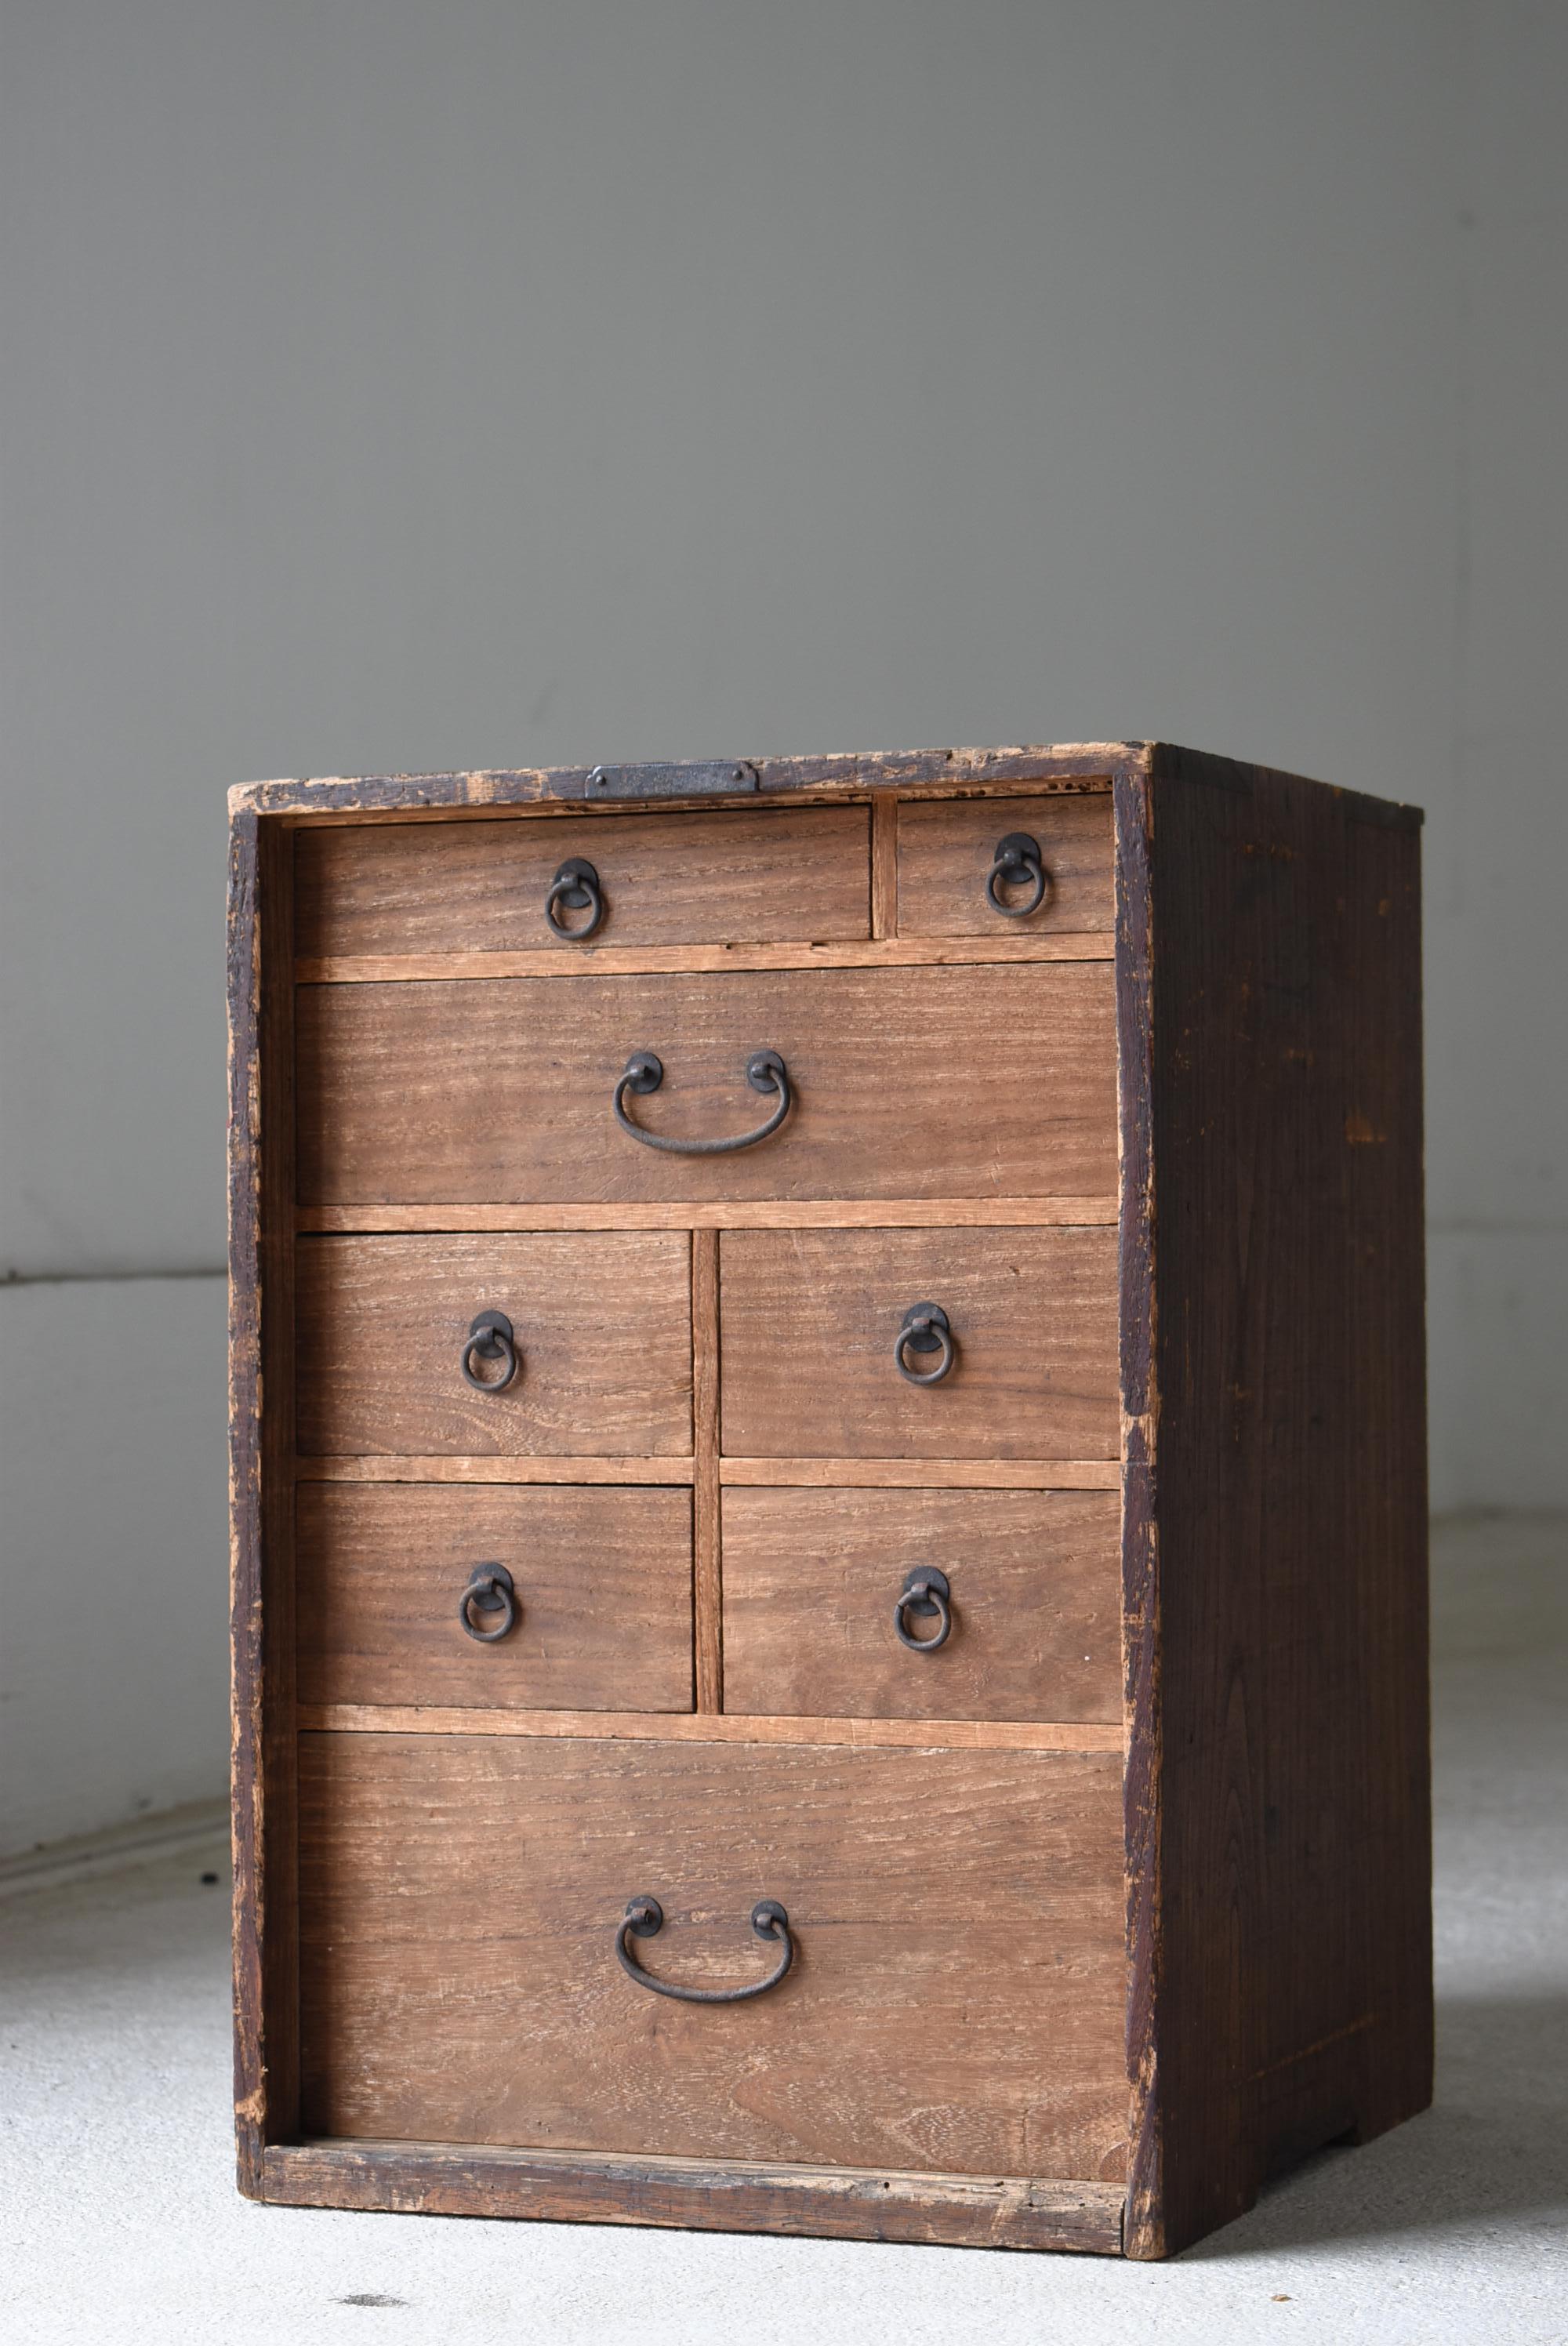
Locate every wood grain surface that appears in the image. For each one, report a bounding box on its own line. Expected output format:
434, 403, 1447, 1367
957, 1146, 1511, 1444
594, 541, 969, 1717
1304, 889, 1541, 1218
298, 1731, 1127, 2181
295, 964, 1117, 1204
720, 1488, 1120, 1723
718, 1227, 1119, 1460
295, 1483, 693, 1713
295, 1233, 692, 1457
295, 803, 870, 957
263, 2139, 1126, 2253
297, 1195, 1120, 1232
898, 792, 1114, 938
298, 1705, 1125, 1752
1123, 745, 1432, 2256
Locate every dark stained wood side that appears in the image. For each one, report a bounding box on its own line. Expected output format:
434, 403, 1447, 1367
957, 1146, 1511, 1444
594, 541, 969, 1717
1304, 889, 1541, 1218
1129, 744, 1431, 2257
263, 2139, 1126, 2254
228, 809, 299, 2192
1112, 763, 1163, 2257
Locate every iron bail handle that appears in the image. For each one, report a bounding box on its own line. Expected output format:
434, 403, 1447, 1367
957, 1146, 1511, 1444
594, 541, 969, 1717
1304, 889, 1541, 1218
986, 831, 1047, 919
894, 1565, 952, 1653
462, 1310, 520, 1393
615, 1896, 794, 2003
613, 1050, 792, 1156
459, 1563, 517, 1643
895, 1302, 954, 1385
545, 857, 605, 940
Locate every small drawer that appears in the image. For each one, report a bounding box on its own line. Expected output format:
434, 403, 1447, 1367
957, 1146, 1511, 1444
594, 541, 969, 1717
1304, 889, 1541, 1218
720, 1487, 1120, 1723
296, 1234, 692, 1456
299, 1730, 1127, 2179
897, 791, 1113, 937
297, 1483, 693, 1713
297, 964, 1117, 1206
718, 1227, 1119, 1460
295, 804, 870, 959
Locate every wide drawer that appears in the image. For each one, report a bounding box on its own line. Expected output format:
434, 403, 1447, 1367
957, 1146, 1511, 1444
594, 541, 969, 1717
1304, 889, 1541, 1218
296, 1233, 693, 1456
720, 1488, 1120, 1723
295, 803, 871, 957
297, 1484, 694, 1712
296, 964, 1117, 1204
298, 1732, 1128, 2179
897, 791, 1114, 937
719, 1227, 1119, 1459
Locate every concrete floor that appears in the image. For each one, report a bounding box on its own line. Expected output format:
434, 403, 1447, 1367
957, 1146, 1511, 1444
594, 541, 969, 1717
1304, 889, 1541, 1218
3, 1515, 1565, 2346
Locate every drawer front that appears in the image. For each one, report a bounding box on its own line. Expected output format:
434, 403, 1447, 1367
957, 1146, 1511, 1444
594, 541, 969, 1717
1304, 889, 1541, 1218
296, 804, 871, 957
296, 1234, 693, 1456
298, 1731, 1128, 2180
719, 1228, 1119, 1459
297, 1484, 694, 1712
721, 1488, 1120, 1723
896, 791, 1114, 937
297, 964, 1117, 1204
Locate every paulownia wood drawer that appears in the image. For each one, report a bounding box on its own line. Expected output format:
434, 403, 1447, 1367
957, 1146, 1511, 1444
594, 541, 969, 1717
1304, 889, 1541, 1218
296, 1233, 692, 1455
295, 964, 1117, 1205
720, 1487, 1121, 1723
296, 1483, 694, 1712
298, 1730, 1128, 2180
718, 1227, 1119, 1459
295, 803, 871, 958
897, 792, 1114, 937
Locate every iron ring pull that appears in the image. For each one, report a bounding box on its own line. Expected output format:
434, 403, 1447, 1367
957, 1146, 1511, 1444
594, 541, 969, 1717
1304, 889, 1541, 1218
613, 1050, 792, 1156
895, 1302, 954, 1385
461, 1309, 520, 1393
615, 1896, 794, 2003
459, 1563, 517, 1643
894, 1566, 952, 1654
986, 831, 1047, 919
545, 858, 605, 940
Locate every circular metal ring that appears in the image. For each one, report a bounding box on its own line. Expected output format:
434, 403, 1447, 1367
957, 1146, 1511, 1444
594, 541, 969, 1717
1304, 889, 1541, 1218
461, 1310, 520, 1393
895, 1304, 954, 1386
459, 1564, 517, 1643
545, 859, 605, 941
894, 1567, 953, 1653
985, 832, 1047, 919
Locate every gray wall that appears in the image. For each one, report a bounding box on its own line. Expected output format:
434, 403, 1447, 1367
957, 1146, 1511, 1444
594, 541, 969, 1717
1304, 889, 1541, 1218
3, 1, 1563, 1855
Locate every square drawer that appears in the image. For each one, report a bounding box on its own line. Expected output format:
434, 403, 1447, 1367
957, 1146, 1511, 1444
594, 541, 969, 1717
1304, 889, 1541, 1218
297, 1483, 694, 1713
718, 1227, 1119, 1459
296, 803, 871, 958
720, 1487, 1121, 1723
896, 790, 1113, 937
298, 1730, 1127, 2180
296, 1233, 693, 1456
296, 964, 1118, 1205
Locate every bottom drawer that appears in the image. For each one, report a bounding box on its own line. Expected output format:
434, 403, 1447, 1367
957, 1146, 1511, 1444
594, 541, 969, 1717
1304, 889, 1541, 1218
299, 1732, 1128, 2182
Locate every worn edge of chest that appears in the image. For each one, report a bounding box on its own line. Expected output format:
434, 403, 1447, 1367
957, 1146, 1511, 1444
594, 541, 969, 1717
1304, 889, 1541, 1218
228, 740, 1429, 2257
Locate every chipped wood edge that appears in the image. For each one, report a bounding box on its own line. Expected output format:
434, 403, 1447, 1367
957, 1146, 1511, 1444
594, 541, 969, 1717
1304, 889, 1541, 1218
230, 745, 1135, 818
261, 2139, 1127, 2254
1113, 754, 1165, 2261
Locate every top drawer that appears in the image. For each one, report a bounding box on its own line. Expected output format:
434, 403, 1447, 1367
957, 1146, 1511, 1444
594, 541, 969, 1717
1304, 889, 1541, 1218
896, 792, 1113, 938
296, 804, 871, 959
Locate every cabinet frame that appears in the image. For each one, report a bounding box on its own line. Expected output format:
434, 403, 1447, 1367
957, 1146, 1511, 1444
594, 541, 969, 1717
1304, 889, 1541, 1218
230, 741, 1431, 2257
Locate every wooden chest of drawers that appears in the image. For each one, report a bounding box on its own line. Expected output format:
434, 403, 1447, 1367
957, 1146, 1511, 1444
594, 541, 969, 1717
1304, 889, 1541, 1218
229, 741, 1432, 2258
